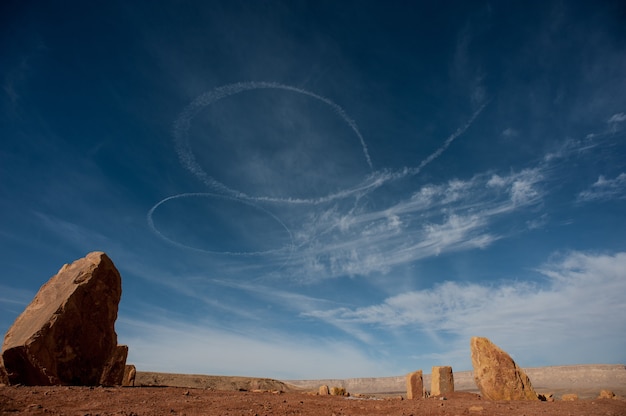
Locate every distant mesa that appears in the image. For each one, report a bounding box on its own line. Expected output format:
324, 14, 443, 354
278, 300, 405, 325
470, 336, 538, 400
0, 251, 128, 386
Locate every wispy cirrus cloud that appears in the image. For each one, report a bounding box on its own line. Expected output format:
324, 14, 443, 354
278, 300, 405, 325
304, 250, 626, 367
607, 112, 626, 124
577, 173, 626, 202
118, 314, 390, 379
281, 167, 545, 281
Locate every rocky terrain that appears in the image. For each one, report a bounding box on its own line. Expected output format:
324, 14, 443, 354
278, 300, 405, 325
1, 379, 625, 416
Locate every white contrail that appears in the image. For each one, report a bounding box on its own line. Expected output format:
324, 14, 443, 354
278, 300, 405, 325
147, 192, 294, 256
174, 81, 487, 206
404, 101, 488, 177
173, 81, 374, 202
155, 83, 488, 259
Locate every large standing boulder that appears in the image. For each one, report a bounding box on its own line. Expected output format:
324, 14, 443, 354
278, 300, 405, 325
470, 337, 538, 400
406, 370, 423, 399
1, 252, 124, 385
431, 366, 454, 396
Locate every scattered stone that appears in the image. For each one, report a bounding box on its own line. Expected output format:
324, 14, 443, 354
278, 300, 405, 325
318, 385, 330, 395
406, 370, 423, 399
1, 252, 124, 385
537, 392, 554, 402
431, 366, 454, 396
123, 365, 137, 387
598, 389, 615, 399
561, 393, 578, 401
470, 337, 538, 401
469, 405, 484, 412
100, 345, 128, 386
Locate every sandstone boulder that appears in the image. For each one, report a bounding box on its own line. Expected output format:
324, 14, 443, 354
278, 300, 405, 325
406, 370, 423, 399
1, 252, 124, 385
318, 385, 329, 395
100, 345, 129, 386
123, 365, 137, 387
431, 366, 454, 396
598, 389, 615, 399
470, 337, 538, 400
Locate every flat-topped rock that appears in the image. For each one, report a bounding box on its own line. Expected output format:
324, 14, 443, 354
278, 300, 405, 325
406, 370, 423, 399
431, 366, 454, 396
1, 252, 123, 385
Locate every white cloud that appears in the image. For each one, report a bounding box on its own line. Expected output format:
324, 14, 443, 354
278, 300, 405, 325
607, 112, 626, 123
118, 316, 389, 380
282, 168, 544, 281
306, 251, 626, 367
502, 128, 519, 138
577, 173, 626, 202
510, 169, 543, 206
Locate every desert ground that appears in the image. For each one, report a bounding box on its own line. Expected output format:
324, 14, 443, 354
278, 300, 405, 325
2, 365, 625, 415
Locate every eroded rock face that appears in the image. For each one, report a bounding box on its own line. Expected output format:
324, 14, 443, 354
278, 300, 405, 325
0, 356, 8, 385
1, 252, 123, 385
470, 337, 538, 401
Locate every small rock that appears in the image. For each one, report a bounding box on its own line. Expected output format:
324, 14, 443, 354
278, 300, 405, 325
123, 365, 136, 387
561, 393, 578, 401
598, 389, 615, 399
537, 392, 554, 402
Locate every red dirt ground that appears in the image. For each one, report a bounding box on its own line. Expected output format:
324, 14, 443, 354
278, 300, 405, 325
1, 386, 625, 416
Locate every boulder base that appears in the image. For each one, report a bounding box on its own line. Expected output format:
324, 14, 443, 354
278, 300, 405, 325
470, 337, 538, 401
1, 252, 123, 385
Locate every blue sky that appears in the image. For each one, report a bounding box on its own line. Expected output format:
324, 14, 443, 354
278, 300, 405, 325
1, 1, 625, 380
